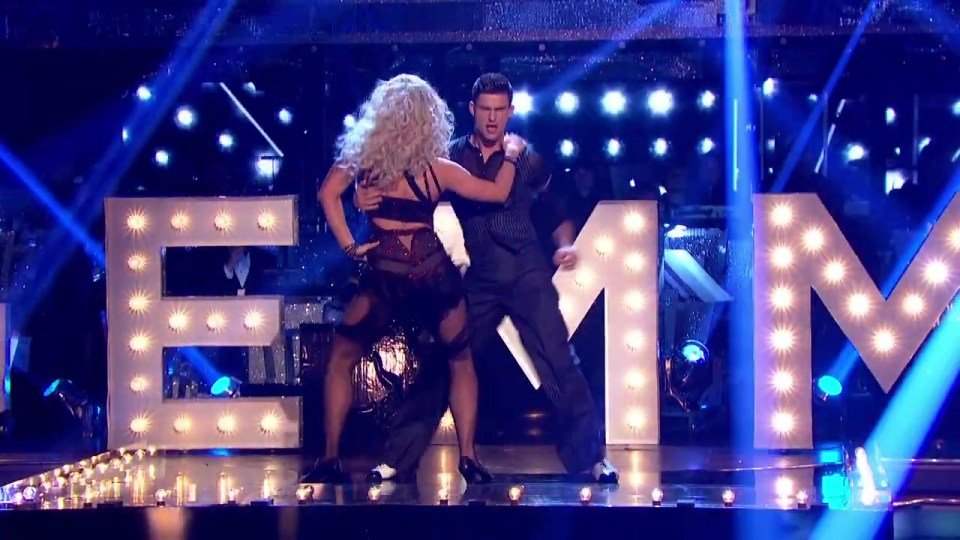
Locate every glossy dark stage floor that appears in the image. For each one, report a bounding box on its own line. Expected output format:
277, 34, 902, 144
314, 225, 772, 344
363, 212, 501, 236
0, 445, 892, 539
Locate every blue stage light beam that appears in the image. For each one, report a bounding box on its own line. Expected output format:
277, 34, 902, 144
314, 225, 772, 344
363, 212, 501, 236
9, 0, 237, 331
768, 0, 878, 194
722, 0, 759, 454
811, 296, 960, 540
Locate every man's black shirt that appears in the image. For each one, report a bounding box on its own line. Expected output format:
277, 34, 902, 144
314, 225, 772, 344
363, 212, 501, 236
447, 135, 563, 287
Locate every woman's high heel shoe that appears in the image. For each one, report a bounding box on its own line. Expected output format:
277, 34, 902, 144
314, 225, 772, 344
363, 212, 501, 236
458, 456, 492, 484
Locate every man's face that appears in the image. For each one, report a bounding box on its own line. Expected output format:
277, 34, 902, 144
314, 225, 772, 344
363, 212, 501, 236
469, 92, 513, 144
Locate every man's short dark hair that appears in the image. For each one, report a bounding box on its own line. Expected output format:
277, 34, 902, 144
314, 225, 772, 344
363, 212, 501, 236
471, 73, 513, 103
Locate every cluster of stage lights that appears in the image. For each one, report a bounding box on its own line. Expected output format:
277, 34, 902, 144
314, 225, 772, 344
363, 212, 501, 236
122, 207, 283, 438
132, 85, 290, 178
763, 200, 960, 438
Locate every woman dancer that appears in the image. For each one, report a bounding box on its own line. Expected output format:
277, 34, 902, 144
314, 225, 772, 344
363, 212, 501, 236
303, 74, 525, 484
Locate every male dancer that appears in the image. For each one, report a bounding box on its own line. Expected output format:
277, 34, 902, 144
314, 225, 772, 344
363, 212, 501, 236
355, 73, 618, 484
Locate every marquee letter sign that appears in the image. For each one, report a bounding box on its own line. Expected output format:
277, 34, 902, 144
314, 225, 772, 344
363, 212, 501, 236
435, 201, 660, 445
753, 193, 960, 449
105, 197, 300, 450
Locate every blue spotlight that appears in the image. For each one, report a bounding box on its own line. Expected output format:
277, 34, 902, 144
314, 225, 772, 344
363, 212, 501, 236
919, 136, 932, 153
601, 91, 627, 116
43, 379, 63, 397
343, 114, 357, 129
844, 143, 866, 162
808, 93, 819, 103
647, 89, 673, 116
218, 132, 235, 150
815, 375, 843, 399
885, 170, 907, 193
210, 376, 241, 397
243, 82, 257, 94
558, 139, 577, 158
556, 92, 579, 115
277, 108, 293, 125
122, 128, 130, 143
174, 107, 196, 129
605, 138, 622, 157
698, 137, 716, 154
651, 138, 669, 157
513, 91, 534, 116
680, 340, 708, 363
952, 100, 960, 116
256, 154, 281, 178
885, 107, 896, 125
762, 78, 778, 97
698, 90, 716, 110
154, 150, 170, 167
136, 86, 152, 101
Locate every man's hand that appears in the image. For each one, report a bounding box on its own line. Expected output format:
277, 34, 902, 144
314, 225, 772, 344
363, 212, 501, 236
553, 246, 578, 270
354, 183, 384, 212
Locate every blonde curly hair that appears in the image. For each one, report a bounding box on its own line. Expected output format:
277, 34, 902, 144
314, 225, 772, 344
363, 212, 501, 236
335, 74, 454, 189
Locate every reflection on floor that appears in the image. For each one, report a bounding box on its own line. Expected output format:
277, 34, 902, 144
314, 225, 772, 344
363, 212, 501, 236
0, 445, 861, 510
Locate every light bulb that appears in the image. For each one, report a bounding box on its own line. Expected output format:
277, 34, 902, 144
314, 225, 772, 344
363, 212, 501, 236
206, 312, 226, 331
438, 487, 450, 504
244, 310, 264, 330
846, 293, 871, 318
127, 254, 147, 271
802, 227, 825, 252
949, 226, 960, 251
796, 490, 810, 507
259, 413, 281, 433
771, 411, 795, 435
439, 410, 455, 431
770, 285, 794, 311
579, 486, 592, 503
168, 310, 189, 332
217, 415, 237, 434
296, 485, 313, 504
770, 327, 795, 353
623, 212, 645, 232
872, 328, 896, 353
129, 376, 148, 393
126, 211, 147, 232
651, 487, 664, 506
128, 292, 150, 313
508, 486, 523, 504
129, 333, 150, 353
626, 408, 644, 429
173, 416, 191, 434
130, 415, 150, 434
594, 236, 614, 256
625, 331, 644, 350
368, 486, 381, 501
823, 260, 846, 284
574, 268, 595, 287
902, 293, 924, 317
624, 252, 645, 272
170, 212, 190, 231
771, 369, 794, 393
257, 211, 277, 231
771, 246, 794, 270
155, 489, 169, 506
625, 370, 644, 390
722, 489, 735, 506
214, 211, 232, 231
623, 290, 645, 311
924, 260, 949, 285
770, 204, 793, 227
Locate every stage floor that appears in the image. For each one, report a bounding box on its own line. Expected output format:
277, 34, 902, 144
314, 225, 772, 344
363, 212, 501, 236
0, 445, 895, 539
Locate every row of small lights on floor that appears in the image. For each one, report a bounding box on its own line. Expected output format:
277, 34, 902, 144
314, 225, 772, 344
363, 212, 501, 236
763, 202, 960, 437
